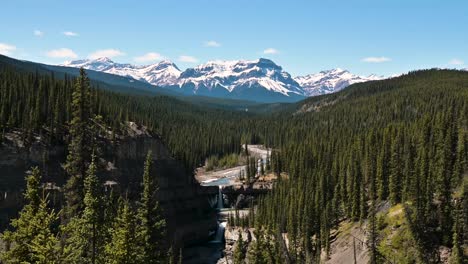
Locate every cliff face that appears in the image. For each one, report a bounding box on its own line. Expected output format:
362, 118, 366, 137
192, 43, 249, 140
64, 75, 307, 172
0, 124, 218, 246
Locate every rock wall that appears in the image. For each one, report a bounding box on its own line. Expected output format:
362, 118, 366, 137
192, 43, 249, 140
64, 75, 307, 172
0, 126, 218, 246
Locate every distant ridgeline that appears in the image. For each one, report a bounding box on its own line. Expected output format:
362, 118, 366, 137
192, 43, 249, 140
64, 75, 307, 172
0, 52, 467, 263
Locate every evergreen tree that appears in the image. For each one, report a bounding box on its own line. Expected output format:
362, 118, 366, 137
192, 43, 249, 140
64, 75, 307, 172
389, 132, 402, 204
84, 155, 102, 264
247, 229, 269, 264
1, 167, 60, 263
62, 155, 104, 264
28, 199, 61, 264
246, 157, 251, 183
64, 67, 92, 217
265, 151, 271, 172
105, 198, 139, 264
233, 232, 246, 264
137, 150, 166, 263
450, 213, 463, 264
368, 165, 379, 264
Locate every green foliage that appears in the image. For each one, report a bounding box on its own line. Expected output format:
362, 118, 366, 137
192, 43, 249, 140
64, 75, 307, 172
64, 68, 93, 217
205, 153, 240, 171
233, 232, 246, 264
1, 167, 60, 263
105, 198, 139, 264
1, 59, 468, 263
62, 155, 105, 264
136, 151, 166, 263
253, 70, 468, 260
377, 204, 427, 263
247, 229, 274, 264
83, 154, 103, 264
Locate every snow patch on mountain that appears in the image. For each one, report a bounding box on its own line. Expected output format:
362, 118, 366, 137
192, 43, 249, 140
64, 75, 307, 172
62, 57, 388, 101
63, 57, 181, 86
177, 58, 303, 96
295, 68, 384, 96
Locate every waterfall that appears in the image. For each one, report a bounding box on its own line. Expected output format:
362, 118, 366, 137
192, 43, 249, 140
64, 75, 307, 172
217, 186, 223, 209
209, 187, 226, 244
209, 222, 226, 244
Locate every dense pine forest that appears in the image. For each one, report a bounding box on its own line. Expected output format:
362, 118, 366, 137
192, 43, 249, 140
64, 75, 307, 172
251, 70, 468, 263
0, 58, 467, 263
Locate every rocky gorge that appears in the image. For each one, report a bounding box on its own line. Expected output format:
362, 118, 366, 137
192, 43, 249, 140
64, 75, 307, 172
0, 122, 218, 247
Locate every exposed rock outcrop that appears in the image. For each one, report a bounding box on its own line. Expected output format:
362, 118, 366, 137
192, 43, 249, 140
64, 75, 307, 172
0, 123, 218, 246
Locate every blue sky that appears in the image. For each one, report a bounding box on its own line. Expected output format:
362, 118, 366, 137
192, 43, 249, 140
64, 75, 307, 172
0, 0, 467, 76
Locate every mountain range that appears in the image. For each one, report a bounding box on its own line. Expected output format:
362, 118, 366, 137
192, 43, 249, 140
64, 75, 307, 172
295, 68, 383, 96
63, 58, 385, 102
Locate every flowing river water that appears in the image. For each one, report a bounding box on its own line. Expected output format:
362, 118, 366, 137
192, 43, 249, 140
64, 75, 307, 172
184, 145, 270, 263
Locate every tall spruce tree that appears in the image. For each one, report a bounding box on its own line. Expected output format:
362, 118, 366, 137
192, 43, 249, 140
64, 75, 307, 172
83, 155, 102, 264
1, 167, 60, 263
64, 67, 92, 217
62, 155, 103, 264
137, 150, 166, 263
105, 198, 139, 264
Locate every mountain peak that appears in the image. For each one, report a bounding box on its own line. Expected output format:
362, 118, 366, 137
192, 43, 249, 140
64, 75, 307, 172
61, 57, 386, 102
295, 69, 385, 96
94, 57, 114, 63
176, 58, 302, 100
62, 57, 181, 87
158, 59, 176, 66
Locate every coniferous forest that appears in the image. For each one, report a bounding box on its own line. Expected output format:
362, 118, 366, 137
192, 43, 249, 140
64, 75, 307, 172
0, 58, 467, 263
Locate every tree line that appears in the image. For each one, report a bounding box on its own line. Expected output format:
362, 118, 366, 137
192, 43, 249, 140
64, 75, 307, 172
1, 63, 467, 263
1, 69, 174, 263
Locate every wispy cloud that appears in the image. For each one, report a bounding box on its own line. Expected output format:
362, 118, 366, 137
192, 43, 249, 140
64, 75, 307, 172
448, 58, 464, 65
205, 41, 221, 47
46, 48, 78, 59
361, 56, 391, 63
0, 43, 17, 55
134, 52, 164, 63
263, 48, 279, 55
63, 31, 79, 37
178, 55, 198, 63
88, 49, 125, 59
34, 30, 44, 37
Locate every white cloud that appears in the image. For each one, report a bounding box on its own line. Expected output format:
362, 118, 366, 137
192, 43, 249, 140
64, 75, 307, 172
88, 49, 125, 59
63, 31, 79, 37
134, 52, 164, 63
361, 56, 392, 63
205, 40, 221, 47
34, 30, 44, 37
448, 58, 464, 65
0, 43, 17, 55
263, 48, 279, 54
178, 55, 198, 63
46, 48, 78, 59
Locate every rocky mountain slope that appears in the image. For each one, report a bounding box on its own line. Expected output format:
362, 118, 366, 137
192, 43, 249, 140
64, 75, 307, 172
294, 68, 384, 96
63, 57, 181, 86
63, 58, 384, 102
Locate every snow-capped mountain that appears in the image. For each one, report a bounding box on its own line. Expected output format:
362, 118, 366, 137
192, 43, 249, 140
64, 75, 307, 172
62, 57, 385, 102
175, 58, 305, 101
295, 68, 384, 96
63, 57, 181, 87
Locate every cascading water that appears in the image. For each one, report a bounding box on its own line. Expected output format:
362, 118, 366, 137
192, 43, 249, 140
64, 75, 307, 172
209, 186, 225, 245
217, 186, 223, 210
210, 221, 226, 244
